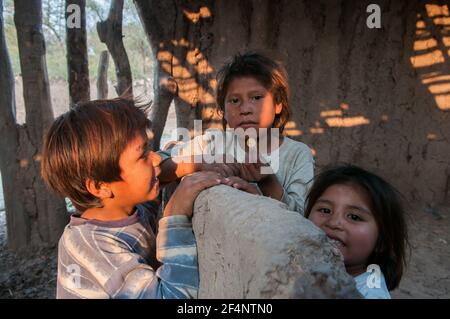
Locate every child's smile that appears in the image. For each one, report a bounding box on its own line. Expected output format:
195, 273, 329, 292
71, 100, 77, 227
108, 134, 162, 213
308, 183, 379, 276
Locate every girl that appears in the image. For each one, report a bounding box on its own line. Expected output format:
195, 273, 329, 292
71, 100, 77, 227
305, 164, 408, 299
159, 52, 314, 215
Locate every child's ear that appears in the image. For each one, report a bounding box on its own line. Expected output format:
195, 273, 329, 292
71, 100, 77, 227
85, 179, 112, 199
275, 103, 283, 114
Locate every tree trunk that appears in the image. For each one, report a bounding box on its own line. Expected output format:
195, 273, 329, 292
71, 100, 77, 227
97, 0, 133, 97
96, 50, 109, 99
139, 40, 148, 95
65, 0, 90, 106
0, 0, 68, 253
147, 70, 177, 150
0, 0, 22, 249
134, 0, 219, 150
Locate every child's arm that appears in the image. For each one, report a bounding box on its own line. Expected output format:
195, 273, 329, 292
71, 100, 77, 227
133, 171, 223, 298
142, 171, 223, 298
237, 163, 284, 200
237, 153, 314, 214
158, 154, 198, 182
158, 132, 241, 183
159, 154, 240, 183
114, 214, 200, 299
274, 153, 314, 214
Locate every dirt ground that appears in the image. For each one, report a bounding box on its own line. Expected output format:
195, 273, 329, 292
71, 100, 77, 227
391, 204, 450, 298
0, 210, 57, 298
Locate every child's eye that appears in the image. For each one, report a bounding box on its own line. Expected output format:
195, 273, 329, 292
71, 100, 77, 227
318, 208, 331, 214
140, 142, 151, 160
348, 214, 363, 221
140, 150, 149, 160
251, 95, 263, 102
227, 97, 240, 105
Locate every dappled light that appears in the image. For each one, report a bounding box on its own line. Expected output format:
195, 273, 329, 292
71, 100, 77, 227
19, 159, 28, 169
427, 132, 438, 140
410, 3, 450, 110
284, 121, 303, 137
308, 104, 370, 133
183, 6, 212, 23
325, 116, 370, 128
309, 121, 325, 134
320, 110, 342, 117
157, 47, 215, 106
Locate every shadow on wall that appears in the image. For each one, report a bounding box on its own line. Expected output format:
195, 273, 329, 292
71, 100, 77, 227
157, 3, 450, 171
411, 3, 450, 111
157, 5, 222, 133
158, 3, 377, 142
156, 3, 376, 140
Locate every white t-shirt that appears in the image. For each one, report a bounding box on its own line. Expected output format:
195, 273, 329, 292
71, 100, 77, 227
168, 130, 314, 215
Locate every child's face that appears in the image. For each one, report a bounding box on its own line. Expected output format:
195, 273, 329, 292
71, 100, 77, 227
108, 134, 161, 209
224, 76, 282, 130
308, 183, 379, 276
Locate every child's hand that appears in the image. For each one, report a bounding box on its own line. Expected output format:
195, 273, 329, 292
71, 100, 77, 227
197, 162, 241, 178
163, 171, 223, 217
238, 162, 283, 201
222, 176, 260, 195
238, 162, 273, 182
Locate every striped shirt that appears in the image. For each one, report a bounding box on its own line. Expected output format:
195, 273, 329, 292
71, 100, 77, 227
56, 202, 198, 299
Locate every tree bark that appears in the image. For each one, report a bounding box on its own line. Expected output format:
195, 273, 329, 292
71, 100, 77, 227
97, 0, 133, 97
134, 0, 219, 150
96, 50, 109, 99
0, 0, 68, 253
65, 0, 90, 106
0, 0, 23, 249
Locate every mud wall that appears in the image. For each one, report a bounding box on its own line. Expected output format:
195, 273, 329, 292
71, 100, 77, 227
138, 0, 450, 208
206, 0, 450, 208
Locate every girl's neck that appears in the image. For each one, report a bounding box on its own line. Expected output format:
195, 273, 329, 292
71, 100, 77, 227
346, 264, 367, 277
237, 132, 283, 152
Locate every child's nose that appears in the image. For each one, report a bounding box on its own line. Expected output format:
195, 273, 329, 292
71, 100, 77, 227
240, 99, 253, 114
327, 213, 343, 229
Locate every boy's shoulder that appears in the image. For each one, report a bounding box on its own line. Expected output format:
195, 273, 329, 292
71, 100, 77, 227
61, 204, 157, 243
59, 206, 158, 264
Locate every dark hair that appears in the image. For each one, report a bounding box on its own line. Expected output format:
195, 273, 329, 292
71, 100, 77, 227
41, 97, 151, 211
216, 52, 290, 134
304, 164, 408, 291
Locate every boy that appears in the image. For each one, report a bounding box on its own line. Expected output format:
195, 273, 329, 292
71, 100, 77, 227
41, 97, 222, 298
